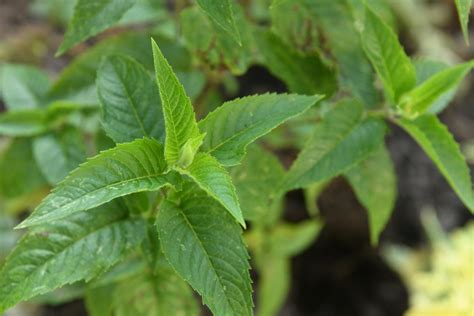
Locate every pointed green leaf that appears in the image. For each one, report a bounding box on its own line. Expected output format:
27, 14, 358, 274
398, 61, 474, 118
345, 145, 397, 244
199, 93, 323, 166
151, 39, 202, 166
361, 5, 416, 103
455, 0, 473, 44
97, 54, 165, 143
0, 201, 146, 313
56, 0, 135, 56
255, 29, 337, 96
156, 184, 253, 316
0, 109, 48, 136
179, 152, 245, 226
285, 99, 387, 190
397, 115, 474, 213
18, 138, 176, 228
1, 64, 50, 110
195, 0, 241, 45
33, 127, 87, 185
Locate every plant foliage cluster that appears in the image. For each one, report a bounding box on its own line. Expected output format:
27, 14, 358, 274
0, 0, 473, 315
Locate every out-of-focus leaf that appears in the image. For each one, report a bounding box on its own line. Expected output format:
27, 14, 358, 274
195, 0, 241, 44
455, 0, 473, 44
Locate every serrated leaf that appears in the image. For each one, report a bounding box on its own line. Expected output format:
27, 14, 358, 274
255, 28, 337, 96
56, 0, 135, 56
199, 93, 322, 166
156, 183, 253, 316
1, 64, 50, 110
397, 115, 474, 213
97, 54, 165, 143
455, 0, 473, 44
152, 39, 202, 166
0, 139, 47, 199
361, 5, 416, 103
231, 145, 285, 223
33, 127, 86, 185
195, 0, 241, 45
302, 0, 378, 107
179, 152, 245, 226
398, 61, 474, 118
0, 201, 146, 313
18, 138, 175, 228
0, 109, 48, 136
345, 144, 396, 244
285, 99, 387, 190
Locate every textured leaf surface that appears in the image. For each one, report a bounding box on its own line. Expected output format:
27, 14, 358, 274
1, 64, 50, 110
57, 0, 135, 55
303, 0, 378, 107
0, 109, 47, 136
455, 0, 473, 44
345, 145, 396, 244
285, 100, 386, 189
179, 152, 245, 226
19, 138, 175, 228
156, 183, 253, 316
398, 61, 474, 118
362, 6, 416, 103
0, 202, 146, 312
231, 145, 285, 223
199, 93, 322, 166
195, 0, 241, 44
152, 40, 202, 166
397, 115, 474, 212
255, 29, 336, 96
98, 55, 165, 143
33, 127, 86, 185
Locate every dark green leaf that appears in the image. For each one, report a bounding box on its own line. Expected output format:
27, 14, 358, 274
18, 138, 176, 228
0, 201, 146, 312
97, 54, 165, 143
285, 99, 387, 189
57, 0, 135, 56
156, 183, 253, 316
199, 93, 323, 166
397, 115, 474, 213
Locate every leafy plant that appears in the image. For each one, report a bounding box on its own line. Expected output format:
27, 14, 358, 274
0, 0, 473, 315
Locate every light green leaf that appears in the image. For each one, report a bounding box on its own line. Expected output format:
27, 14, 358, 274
56, 0, 135, 56
0, 139, 47, 199
0, 201, 146, 313
199, 93, 323, 166
195, 0, 241, 45
1, 64, 50, 110
397, 115, 474, 213
97, 54, 165, 143
398, 61, 474, 118
302, 0, 378, 107
156, 184, 253, 316
151, 39, 202, 166
257, 257, 289, 316
18, 138, 176, 228
269, 221, 321, 257
179, 152, 244, 226
361, 5, 416, 103
231, 145, 285, 223
33, 127, 86, 185
255, 28, 337, 96
0, 109, 47, 136
455, 0, 473, 44
345, 145, 396, 244
285, 99, 387, 190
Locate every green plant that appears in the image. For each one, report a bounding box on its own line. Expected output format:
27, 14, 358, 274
0, 0, 473, 315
